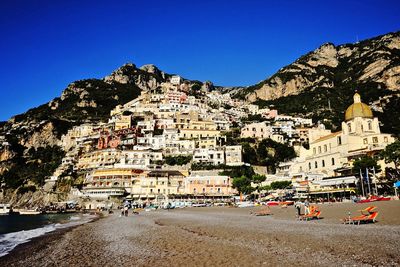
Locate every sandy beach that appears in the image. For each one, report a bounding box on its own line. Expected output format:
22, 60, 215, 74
1, 200, 400, 266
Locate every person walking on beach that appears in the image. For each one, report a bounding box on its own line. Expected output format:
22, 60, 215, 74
304, 199, 310, 215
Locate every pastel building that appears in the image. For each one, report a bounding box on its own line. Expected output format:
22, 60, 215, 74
185, 172, 236, 197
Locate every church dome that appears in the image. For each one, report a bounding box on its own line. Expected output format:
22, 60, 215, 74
344, 92, 373, 121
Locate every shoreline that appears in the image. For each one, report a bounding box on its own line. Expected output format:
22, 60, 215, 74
0, 213, 102, 264
1, 201, 399, 266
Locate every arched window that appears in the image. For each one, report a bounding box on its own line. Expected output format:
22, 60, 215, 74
348, 123, 352, 132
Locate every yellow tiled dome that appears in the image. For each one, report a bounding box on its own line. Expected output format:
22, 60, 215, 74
345, 93, 373, 121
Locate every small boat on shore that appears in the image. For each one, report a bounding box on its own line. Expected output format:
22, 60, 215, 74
357, 196, 391, 203
17, 209, 42, 215
0, 204, 11, 215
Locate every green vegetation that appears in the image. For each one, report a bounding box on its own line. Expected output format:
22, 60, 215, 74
165, 155, 192, 166
380, 140, 400, 171
0, 146, 65, 189
260, 181, 292, 191
237, 139, 296, 173
352, 156, 381, 174
379, 140, 400, 193
16, 185, 37, 195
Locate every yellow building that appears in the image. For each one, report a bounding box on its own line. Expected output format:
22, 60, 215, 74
130, 170, 187, 201
292, 92, 395, 176
82, 168, 144, 198
114, 115, 132, 130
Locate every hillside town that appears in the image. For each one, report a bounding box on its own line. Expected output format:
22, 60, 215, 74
36, 74, 398, 210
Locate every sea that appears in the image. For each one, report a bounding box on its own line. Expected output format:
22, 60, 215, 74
0, 213, 96, 257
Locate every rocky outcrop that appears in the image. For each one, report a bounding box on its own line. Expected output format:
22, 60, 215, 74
20, 122, 61, 149
245, 31, 400, 102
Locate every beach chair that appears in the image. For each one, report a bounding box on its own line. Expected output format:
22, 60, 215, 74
342, 206, 378, 224
300, 208, 321, 221
253, 207, 272, 216
358, 206, 377, 215
352, 211, 379, 225
342, 214, 367, 224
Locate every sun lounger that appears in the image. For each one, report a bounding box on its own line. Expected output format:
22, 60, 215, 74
253, 207, 272, 216
342, 214, 367, 224
342, 206, 378, 224
300, 210, 321, 221
358, 206, 377, 215
352, 211, 379, 225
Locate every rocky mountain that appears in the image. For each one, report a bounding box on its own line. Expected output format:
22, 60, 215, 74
236, 31, 400, 134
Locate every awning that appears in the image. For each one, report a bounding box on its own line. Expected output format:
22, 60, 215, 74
309, 188, 356, 195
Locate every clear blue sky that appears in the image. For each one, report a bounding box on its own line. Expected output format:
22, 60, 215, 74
0, 0, 399, 121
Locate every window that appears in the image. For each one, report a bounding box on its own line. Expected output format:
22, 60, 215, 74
322, 160, 325, 167
203, 188, 205, 193
348, 123, 352, 132
313, 148, 316, 155
308, 163, 311, 170
373, 137, 378, 143
368, 121, 372, 130
315, 161, 318, 168
324, 145, 327, 152
363, 138, 368, 144
331, 157, 335, 166
384, 137, 388, 143
337, 136, 342, 145
318, 146, 321, 153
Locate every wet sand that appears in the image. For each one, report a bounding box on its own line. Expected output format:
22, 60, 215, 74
1, 200, 400, 266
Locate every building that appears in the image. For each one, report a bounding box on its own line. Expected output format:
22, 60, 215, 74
224, 145, 243, 166
82, 168, 145, 199
185, 171, 236, 198
291, 92, 395, 177
241, 122, 272, 139
130, 170, 187, 202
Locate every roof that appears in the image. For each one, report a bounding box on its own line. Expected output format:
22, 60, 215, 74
313, 131, 342, 143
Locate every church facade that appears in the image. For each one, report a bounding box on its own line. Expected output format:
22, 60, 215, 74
290, 92, 395, 177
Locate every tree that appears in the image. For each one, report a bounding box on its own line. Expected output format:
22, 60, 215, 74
380, 140, 400, 172
252, 174, 266, 184
270, 181, 292, 190
232, 176, 253, 195
165, 155, 192, 166
352, 156, 381, 173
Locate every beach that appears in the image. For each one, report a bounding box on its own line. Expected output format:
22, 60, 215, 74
1, 200, 400, 266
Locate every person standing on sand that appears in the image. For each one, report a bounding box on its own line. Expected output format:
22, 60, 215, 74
295, 200, 302, 218
304, 199, 310, 215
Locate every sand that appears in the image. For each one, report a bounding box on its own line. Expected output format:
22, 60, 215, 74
1, 200, 400, 266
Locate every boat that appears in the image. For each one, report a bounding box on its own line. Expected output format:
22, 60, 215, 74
236, 201, 255, 208
0, 204, 11, 215
357, 195, 391, 203
18, 209, 42, 215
